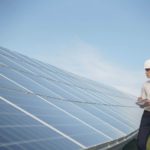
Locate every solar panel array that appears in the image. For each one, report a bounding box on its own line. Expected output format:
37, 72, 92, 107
0, 47, 142, 150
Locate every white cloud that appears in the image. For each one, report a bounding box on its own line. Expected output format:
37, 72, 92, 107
34, 40, 145, 96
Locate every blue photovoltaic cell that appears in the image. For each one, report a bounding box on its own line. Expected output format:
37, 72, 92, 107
0, 99, 81, 150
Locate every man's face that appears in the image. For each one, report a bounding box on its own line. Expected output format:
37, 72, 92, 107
145, 68, 150, 78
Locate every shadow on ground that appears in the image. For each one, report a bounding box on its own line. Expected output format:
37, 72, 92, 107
123, 139, 137, 150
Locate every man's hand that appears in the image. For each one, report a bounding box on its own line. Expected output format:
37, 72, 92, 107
136, 97, 145, 105
142, 99, 150, 107
136, 98, 150, 108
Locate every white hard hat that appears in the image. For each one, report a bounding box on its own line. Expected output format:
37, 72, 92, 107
144, 59, 150, 69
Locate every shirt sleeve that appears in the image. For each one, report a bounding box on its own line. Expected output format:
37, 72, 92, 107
141, 84, 147, 99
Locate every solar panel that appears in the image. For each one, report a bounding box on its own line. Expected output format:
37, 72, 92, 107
0, 47, 142, 150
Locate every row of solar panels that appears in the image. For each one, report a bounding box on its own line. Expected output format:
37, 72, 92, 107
0, 47, 142, 150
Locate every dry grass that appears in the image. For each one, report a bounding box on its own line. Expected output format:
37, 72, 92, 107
147, 136, 150, 150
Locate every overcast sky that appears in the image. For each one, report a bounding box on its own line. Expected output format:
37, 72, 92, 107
0, 0, 150, 96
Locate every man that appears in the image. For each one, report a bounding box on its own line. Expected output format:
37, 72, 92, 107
136, 59, 150, 150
